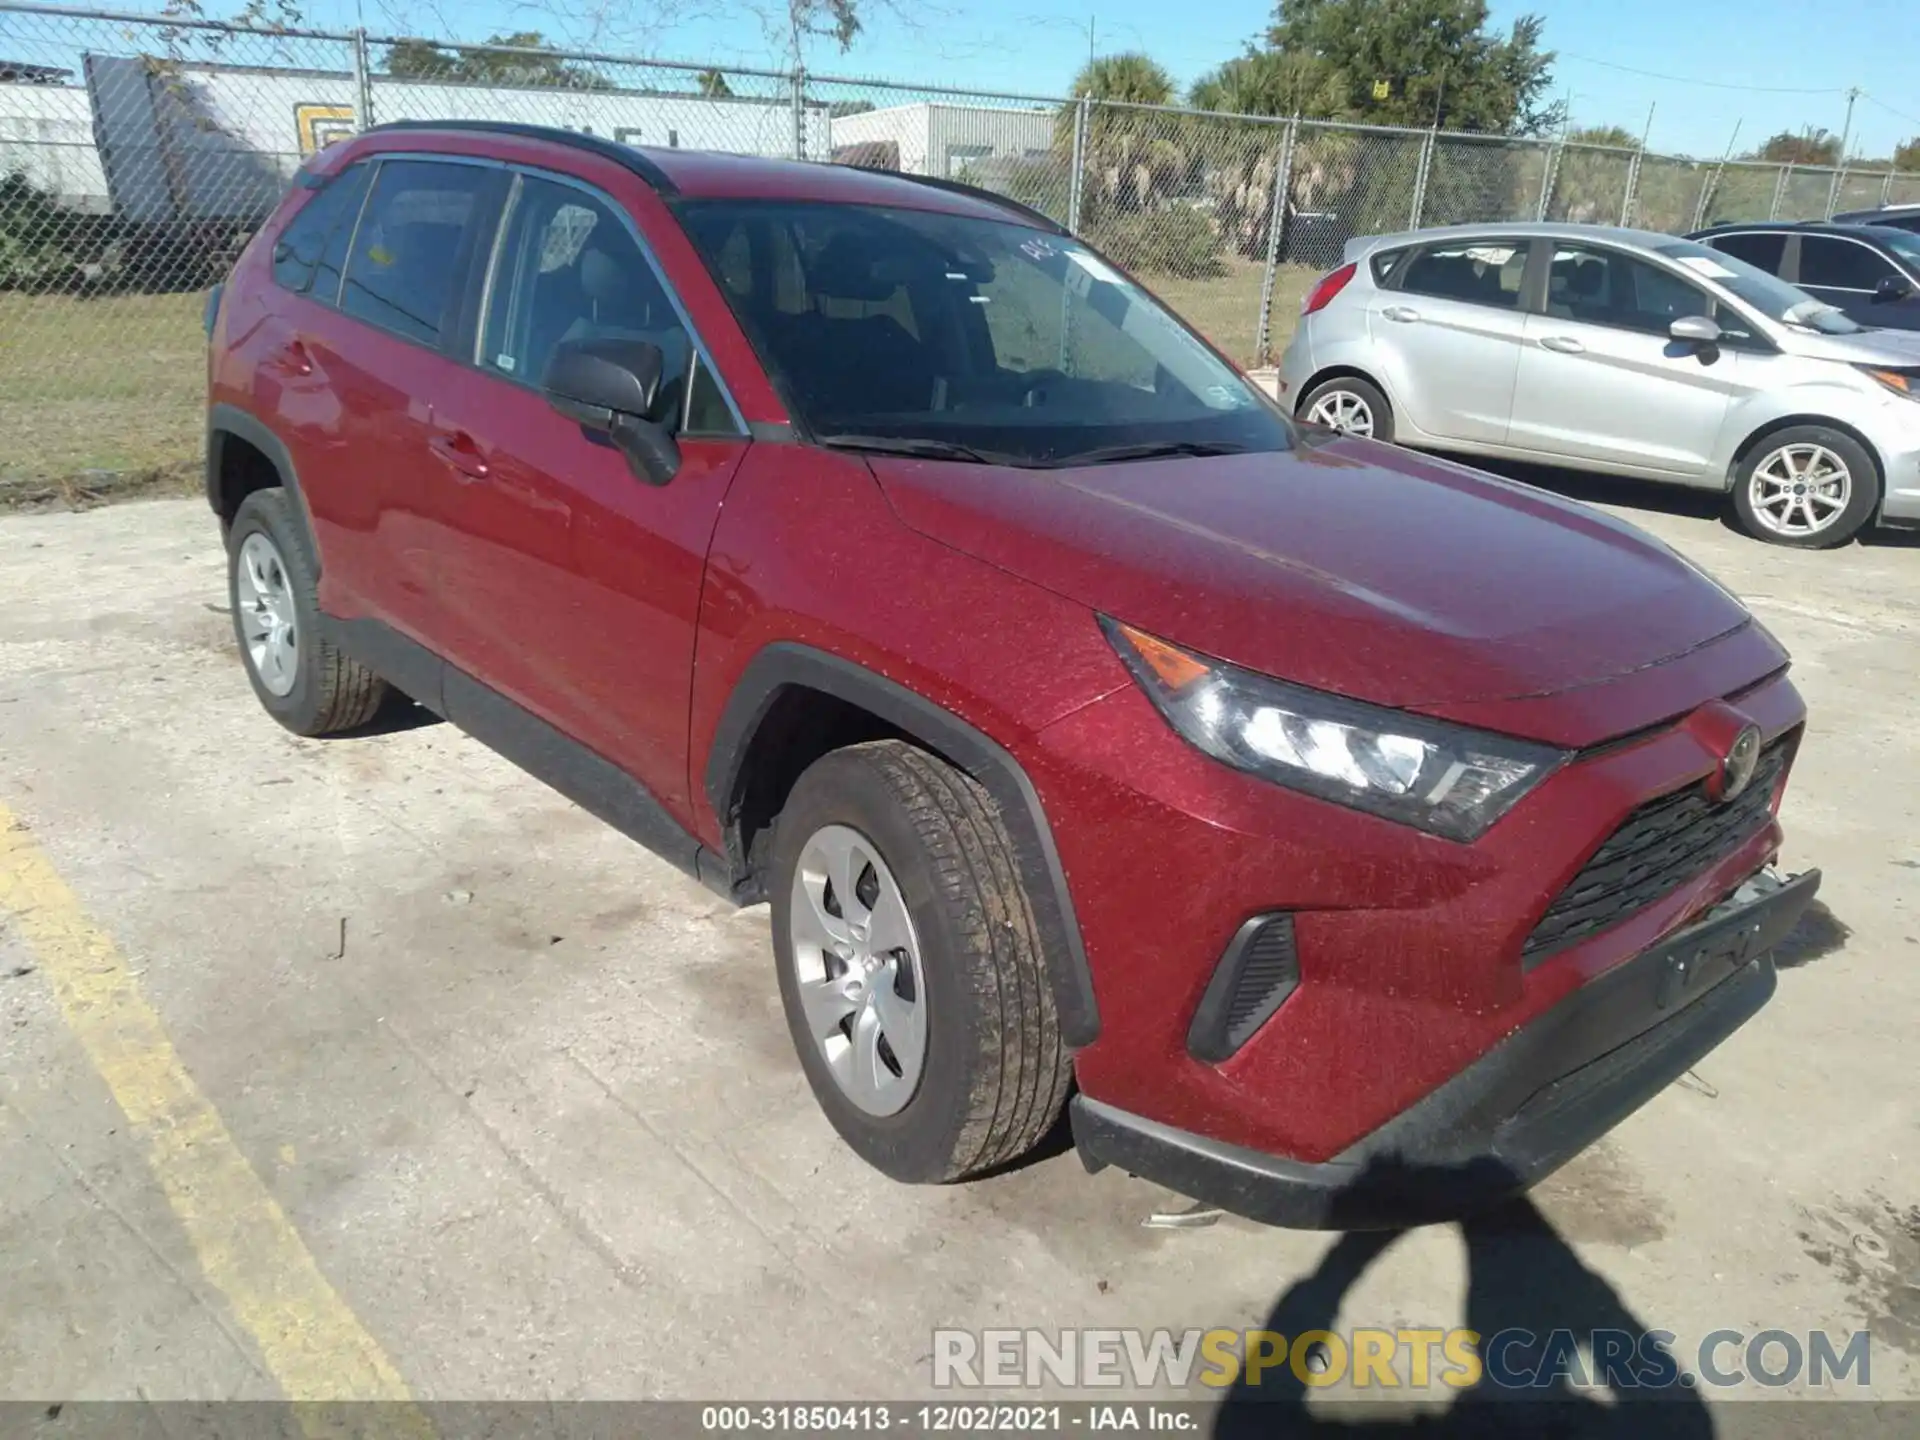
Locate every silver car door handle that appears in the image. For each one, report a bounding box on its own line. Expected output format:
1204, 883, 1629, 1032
1539, 335, 1586, 354
1382, 305, 1420, 322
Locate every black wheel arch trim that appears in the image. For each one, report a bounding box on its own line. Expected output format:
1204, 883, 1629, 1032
206, 404, 321, 563
705, 643, 1100, 1047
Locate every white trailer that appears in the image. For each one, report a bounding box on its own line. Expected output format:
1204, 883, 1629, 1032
829, 101, 1054, 179
1, 54, 831, 217
0, 79, 109, 211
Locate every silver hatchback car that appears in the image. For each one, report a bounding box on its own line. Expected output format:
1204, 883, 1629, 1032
1276, 222, 1920, 547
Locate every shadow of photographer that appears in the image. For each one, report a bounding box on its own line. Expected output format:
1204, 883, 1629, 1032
1213, 1156, 1717, 1439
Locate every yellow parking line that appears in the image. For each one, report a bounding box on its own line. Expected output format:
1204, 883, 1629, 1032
0, 801, 425, 1418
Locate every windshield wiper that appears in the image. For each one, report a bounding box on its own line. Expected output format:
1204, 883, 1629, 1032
817, 433, 1009, 464
1050, 440, 1250, 467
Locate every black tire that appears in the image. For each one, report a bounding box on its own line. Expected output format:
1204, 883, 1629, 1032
227, 489, 387, 735
1297, 374, 1394, 442
1730, 425, 1880, 549
770, 740, 1072, 1183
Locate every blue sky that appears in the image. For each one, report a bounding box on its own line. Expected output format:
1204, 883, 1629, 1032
176, 0, 1920, 160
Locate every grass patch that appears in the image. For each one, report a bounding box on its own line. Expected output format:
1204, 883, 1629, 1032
1149, 258, 1318, 368
0, 290, 208, 484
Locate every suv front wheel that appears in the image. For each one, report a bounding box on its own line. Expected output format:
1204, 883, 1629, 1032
770, 740, 1072, 1182
227, 489, 388, 735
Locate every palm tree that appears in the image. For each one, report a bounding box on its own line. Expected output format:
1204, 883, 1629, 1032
1059, 53, 1185, 218
1184, 51, 1344, 258
1072, 52, 1175, 107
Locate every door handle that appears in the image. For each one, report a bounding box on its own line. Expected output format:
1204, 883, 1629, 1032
1539, 335, 1586, 354
1381, 305, 1420, 323
428, 431, 489, 481
275, 339, 313, 376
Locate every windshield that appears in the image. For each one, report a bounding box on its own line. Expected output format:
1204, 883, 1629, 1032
1872, 228, 1920, 271
1655, 239, 1865, 334
675, 199, 1289, 466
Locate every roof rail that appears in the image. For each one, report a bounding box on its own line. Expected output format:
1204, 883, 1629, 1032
366, 119, 678, 195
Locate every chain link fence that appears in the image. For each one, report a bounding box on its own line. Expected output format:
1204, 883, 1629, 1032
6, 0, 1920, 488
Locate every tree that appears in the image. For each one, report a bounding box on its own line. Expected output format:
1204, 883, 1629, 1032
1060, 53, 1183, 214
1566, 124, 1638, 150
782, 0, 861, 57
697, 69, 733, 98
1187, 47, 1339, 118
1750, 128, 1842, 166
1070, 52, 1176, 107
1893, 136, 1920, 172
385, 32, 610, 89
1056, 54, 1222, 274
384, 38, 457, 80
1265, 0, 1562, 136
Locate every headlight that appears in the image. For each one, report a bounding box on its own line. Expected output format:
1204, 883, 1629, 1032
1103, 618, 1567, 842
1859, 365, 1920, 401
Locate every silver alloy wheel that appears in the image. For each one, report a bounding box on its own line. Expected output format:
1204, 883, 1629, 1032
788, 824, 928, 1117
1305, 389, 1375, 437
1749, 443, 1852, 538
236, 531, 299, 697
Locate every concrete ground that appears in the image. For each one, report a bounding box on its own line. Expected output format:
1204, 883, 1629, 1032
0, 480, 1915, 1419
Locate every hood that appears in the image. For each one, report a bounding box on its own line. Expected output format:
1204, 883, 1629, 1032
1795, 326, 1920, 365
872, 436, 1753, 715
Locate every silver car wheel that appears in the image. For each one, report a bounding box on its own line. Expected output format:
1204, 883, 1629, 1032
1749, 443, 1851, 538
1305, 389, 1375, 437
787, 824, 928, 1117
235, 531, 299, 697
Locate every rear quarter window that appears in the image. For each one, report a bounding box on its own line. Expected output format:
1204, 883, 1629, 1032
271, 163, 372, 295
1369, 248, 1409, 284
1397, 241, 1526, 309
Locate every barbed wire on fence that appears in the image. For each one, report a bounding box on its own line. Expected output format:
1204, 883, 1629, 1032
4, 0, 1918, 487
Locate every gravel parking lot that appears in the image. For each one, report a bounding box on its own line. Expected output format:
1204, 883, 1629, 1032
1, 480, 1915, 1419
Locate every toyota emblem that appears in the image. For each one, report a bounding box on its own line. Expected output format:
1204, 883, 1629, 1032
1712, 725, 1763, 803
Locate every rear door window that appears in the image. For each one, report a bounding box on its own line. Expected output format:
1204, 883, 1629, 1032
339, 159, 494, 347
1704, 231, 1786, 275
1797, 235, 1899, 292
271, 163, 372, 296
1397, 241, 1526, 309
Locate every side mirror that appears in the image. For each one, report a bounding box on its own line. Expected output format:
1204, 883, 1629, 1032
1874, 273, 1914, 303
1669, 315, 1722, 348
543, 337, 680, 486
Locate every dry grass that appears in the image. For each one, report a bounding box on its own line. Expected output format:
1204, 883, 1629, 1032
1150, 258, 1319, 368
0, 290, 208, 487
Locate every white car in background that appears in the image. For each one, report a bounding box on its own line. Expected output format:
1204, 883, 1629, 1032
1275, 222, 1920, 548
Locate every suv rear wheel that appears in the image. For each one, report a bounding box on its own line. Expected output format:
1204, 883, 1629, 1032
228, 489, 387, 735
1731, 426, 1880, 548
770, 740, 1072, 1182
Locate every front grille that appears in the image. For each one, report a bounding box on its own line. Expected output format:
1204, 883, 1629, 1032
1188, 915, 1301, 1062
1522, 740, 1788, 967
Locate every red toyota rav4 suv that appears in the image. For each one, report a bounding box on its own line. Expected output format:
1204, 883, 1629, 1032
205, 122, 1819, 1226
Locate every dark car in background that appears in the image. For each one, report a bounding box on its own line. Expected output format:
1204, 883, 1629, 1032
1689, 222, 1920, 329
1833, 203, 1920, 235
